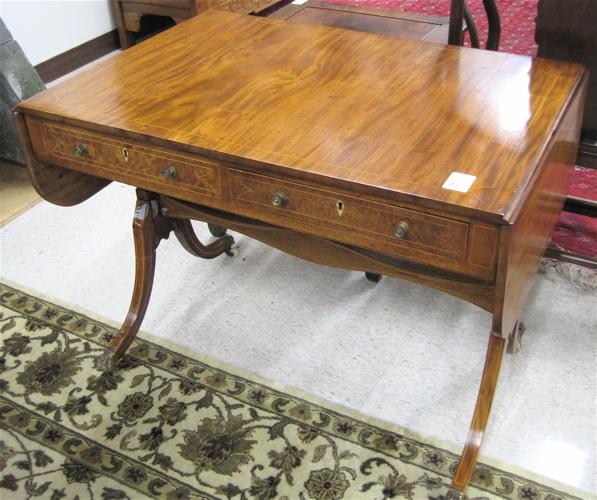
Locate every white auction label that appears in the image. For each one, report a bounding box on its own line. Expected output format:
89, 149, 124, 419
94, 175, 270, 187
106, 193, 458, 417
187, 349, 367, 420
442, 172, 476, 193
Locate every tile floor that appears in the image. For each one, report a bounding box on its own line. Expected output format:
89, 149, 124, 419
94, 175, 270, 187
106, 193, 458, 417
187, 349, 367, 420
1, 181, 595, 495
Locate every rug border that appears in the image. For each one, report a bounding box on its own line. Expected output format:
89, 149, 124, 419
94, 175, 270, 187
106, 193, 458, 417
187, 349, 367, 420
1, 276, 594, 500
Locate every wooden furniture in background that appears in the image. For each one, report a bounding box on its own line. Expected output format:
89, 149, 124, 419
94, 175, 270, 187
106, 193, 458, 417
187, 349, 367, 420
268, 0, 451, 42
15, 11, 587, 497
535, 0, 597, 269
111, 0, 279, 48
272, 0, 502, 51
536, 0, 597, 152
447, 0, 500, 50
112, 0, 501, 51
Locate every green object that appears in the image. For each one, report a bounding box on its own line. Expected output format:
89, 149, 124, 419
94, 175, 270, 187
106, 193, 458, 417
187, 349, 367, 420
0, 17, 46, 165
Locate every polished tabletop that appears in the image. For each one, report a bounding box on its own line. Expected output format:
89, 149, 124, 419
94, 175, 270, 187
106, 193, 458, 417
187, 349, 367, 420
19, 10, 584, 223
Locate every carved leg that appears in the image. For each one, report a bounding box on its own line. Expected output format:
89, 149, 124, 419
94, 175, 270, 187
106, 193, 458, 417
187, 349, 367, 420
95, 191, 163, 371
174, 219, 234, 258
449, 331, 508, 495
95, 191, 235, 371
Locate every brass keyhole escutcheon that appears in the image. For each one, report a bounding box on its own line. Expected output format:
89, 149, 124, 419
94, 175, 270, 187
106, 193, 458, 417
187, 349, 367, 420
392, 221, 410, 239
122, 148, 129, 161
73, 144, 88, 157
336, 200, 344, 216
161, 166, 177, 180
271, 192, 287, 207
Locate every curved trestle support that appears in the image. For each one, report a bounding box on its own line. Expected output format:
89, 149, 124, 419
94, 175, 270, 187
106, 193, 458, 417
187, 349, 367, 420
94, 190, 234, 372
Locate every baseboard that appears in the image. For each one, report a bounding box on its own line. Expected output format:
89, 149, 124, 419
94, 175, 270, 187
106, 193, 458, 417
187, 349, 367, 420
34, 30, 120, 84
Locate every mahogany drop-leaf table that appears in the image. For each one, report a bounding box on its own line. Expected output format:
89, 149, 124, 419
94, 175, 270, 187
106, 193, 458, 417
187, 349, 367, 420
15, 10, 587, 496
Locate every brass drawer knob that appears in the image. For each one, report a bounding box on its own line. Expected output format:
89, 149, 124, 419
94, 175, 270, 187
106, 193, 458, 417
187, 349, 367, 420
393, 221, 410, 238
73, 144, 88, 157
271, 192, 287, 207
160, 166, 177, 180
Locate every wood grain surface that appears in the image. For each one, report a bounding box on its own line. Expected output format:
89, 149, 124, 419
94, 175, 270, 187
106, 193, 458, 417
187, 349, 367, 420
17, 10, 585, 223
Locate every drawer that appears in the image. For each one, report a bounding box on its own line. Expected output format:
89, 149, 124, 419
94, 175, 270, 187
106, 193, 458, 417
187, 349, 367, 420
28, 119, 222, 200
230, 169, 470, 263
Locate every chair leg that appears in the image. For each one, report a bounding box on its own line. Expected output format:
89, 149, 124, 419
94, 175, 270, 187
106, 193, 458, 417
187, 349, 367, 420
111, 0, 136, 49
463, 2, 480, 48
448, 0, 466, 46
447, 0, 500, 51
483, 0, 501, 50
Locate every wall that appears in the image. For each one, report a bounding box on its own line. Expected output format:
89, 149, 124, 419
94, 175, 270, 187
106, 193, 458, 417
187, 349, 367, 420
0, 1, 115, 66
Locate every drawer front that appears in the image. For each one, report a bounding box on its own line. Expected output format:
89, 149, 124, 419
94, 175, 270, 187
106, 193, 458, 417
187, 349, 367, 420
230, 169, 470, 263
29, 119, 222, 200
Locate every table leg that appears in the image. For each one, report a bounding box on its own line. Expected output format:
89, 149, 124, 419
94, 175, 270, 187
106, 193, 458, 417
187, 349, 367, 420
94, 191, 160, 371
207, 223, 228, 238
173, 219, 234, 258
95, 190, 233, 371
448, 330, 508, 496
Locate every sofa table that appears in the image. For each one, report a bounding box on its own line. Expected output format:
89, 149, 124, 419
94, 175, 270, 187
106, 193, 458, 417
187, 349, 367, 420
15, 10, 587, 497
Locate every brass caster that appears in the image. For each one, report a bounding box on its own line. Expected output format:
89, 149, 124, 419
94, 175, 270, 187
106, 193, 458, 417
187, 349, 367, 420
226, 244, 239, 258
507, 320, 526, 354
445, 487, 466, 500
94, 349, 119, 372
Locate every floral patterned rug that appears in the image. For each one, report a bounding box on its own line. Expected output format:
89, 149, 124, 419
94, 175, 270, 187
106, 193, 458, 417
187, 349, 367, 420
0, 282, 587, 500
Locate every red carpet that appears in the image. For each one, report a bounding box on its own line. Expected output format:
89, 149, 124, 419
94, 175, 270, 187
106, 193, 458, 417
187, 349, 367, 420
550, 167, 597, 259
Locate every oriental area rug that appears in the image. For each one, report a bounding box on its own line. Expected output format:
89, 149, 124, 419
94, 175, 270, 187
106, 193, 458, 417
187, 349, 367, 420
0, 282, 587, 500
